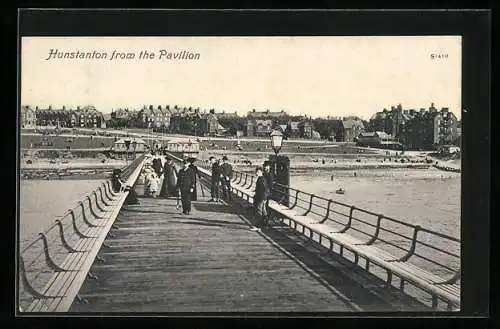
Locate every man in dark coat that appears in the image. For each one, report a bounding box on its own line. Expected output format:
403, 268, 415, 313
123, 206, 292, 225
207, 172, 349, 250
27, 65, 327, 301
219, 155, 233, 200
187, 157, 200, 201
263, 161, 275, 197
208, 156, 221, 202
176, 159, 196, 215
250, 167, 269, 231
263, 160, 275, 219
111, 169, 140, 205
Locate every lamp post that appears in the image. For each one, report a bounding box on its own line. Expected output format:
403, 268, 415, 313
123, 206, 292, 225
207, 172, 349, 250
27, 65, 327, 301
268, 128, 289, 206
269, 129, 284, 156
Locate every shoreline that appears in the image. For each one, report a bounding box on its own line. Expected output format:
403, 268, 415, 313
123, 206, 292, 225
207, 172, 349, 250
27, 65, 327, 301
20, 159, 127, 180
231, 162, 432, 172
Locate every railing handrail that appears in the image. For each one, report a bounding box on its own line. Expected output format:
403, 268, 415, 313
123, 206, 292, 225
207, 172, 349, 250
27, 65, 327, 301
193, 158, 460, 275
21, 154, 145, 256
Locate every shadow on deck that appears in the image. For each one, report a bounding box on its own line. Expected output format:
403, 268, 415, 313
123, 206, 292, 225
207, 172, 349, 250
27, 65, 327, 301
69, 181, 430, 313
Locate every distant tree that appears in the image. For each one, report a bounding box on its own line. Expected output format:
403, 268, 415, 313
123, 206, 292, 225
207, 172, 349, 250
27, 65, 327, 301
283, 124, 292, 140
218, 117, 246, 135
362, 120, 371, 131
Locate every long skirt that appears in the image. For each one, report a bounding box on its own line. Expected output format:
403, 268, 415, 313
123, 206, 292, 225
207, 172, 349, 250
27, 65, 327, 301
160, 171, 178, 198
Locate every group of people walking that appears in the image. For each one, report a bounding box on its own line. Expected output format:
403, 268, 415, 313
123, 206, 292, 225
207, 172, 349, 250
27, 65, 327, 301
208, 155, 234, 203
208, 156, 275, 231
139, 154, 215, 215
120, 153, 277, 231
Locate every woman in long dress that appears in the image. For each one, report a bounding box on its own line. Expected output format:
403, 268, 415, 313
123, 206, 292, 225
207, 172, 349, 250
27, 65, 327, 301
160, 158, 178, 198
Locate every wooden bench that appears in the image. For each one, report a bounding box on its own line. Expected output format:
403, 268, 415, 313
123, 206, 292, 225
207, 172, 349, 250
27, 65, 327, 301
225, 172, 460, 310
267, 200, 460, 310
21, 158, 145, 312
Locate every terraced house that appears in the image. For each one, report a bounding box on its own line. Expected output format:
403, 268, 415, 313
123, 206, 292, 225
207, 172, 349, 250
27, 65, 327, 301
35, 105, 70, 127
72, 106, 106, 128
246, 109, 288, 137
137, 105, 171, 129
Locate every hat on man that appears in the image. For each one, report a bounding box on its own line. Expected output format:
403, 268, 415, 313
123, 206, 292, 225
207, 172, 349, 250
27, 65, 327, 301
187, 157, 196, 164
222, 156, 228, 161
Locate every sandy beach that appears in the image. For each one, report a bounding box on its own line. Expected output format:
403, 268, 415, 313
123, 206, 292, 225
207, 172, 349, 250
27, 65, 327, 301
20, 158, 127, 170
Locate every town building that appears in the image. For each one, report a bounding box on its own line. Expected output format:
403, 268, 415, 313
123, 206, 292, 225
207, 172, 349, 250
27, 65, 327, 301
215, 111, 239, 120
247, 119, 274, 137
356, 131, 401, 149
20, 105, 36, 129
299, 120, 314, 139
33, 105, 105, 128
368, 104, 411, 141
312, 118, 344, 141
198, 109, 227, 136
403, 104, 459, 150
72, 106, 106, 128
168, 106, 203, 135
342, 117, 365, 142
35, 105, 72, 127
137, 105, 171, 129
246, 109, 288, 137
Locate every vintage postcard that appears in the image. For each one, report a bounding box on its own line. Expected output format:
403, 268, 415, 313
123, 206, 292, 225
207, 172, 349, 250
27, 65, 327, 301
18, 10, 484, 316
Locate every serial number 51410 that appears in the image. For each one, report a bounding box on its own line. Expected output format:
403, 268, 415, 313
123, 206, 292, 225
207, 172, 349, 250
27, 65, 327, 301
430, 53, 449, 59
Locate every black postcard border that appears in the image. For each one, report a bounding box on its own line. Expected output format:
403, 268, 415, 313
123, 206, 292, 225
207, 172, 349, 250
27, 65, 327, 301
8, 8, 491, 326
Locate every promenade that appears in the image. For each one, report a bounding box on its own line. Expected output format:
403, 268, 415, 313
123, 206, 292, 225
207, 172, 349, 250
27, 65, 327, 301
69, 180, 429, 312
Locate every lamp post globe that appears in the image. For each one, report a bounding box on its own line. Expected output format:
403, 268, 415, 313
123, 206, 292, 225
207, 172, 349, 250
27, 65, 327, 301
270, 129, 284, 156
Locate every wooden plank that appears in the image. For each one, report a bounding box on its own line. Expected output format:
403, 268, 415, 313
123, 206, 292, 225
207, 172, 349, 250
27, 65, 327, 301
51, 159, 146, 312
70, 187, 430, 312
26, 236, 98, 312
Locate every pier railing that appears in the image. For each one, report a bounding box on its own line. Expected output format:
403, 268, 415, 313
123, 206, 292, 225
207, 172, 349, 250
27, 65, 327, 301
18, 154, 146, 312
273, 183, 460, 277
191, 157, 460, 310
212, 166, 460, 280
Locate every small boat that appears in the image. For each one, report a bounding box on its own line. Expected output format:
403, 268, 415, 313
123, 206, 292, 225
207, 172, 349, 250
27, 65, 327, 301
336, 188, 345, 195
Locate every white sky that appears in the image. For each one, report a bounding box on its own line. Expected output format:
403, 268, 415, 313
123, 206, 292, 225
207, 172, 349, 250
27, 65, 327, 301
21, 36, 461, 120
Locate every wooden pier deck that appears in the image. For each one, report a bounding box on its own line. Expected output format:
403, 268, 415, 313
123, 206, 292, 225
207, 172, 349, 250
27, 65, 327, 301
70, 181, 430, 312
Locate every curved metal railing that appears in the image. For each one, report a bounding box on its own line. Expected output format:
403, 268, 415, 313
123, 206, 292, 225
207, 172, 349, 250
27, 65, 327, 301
18, 155, 145, 310
195, 159, 460, 284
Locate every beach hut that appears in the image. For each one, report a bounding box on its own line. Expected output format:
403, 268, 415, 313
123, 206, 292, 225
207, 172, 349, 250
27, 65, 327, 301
112, 138, 147, 159
165, 139, 200, 159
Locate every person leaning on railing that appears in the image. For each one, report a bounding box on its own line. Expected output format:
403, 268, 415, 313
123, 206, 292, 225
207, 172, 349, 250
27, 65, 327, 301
111, 168, 140, 205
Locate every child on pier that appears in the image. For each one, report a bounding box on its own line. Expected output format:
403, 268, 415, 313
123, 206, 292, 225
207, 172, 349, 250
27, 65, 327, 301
146, 172, 160, 198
